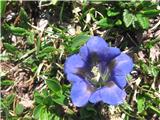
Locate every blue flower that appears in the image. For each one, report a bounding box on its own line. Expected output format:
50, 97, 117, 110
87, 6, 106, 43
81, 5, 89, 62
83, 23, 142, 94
64, 36, 133, 107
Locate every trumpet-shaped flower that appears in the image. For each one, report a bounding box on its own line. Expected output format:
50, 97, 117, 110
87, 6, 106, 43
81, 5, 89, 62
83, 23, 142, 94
64, 36, 133, 107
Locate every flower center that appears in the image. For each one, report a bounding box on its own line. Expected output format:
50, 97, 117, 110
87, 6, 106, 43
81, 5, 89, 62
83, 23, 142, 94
101, 67, 110, 82
90, 64, 110, 87
91, 66, 100, 83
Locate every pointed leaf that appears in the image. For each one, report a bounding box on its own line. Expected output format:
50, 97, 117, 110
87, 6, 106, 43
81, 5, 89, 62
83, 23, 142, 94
137, 95, 145, 113
71, 34, 90, 51
97, 18, 113, 28
4, 43, 18, 54
46, 79, 62, 93
123, 10, 134, 27
5, 94, 16, 107
33, 105, 44, 119
4, 23, 29, 36
15, 104, 24, 115
107, 9, 119, 17
0, 1, 6, 17
1, 80, 14, 86
141, 9, 160, 17
136, 14, 149, 29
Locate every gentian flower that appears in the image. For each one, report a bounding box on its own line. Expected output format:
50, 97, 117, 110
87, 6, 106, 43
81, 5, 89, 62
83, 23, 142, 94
64, 36, 133, 107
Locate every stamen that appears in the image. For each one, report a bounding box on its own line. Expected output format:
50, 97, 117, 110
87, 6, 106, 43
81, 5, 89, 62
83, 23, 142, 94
91, 66, 100, 82
101, 68, 110, 82
101, 60, 116, 82
88, 60, 116, 87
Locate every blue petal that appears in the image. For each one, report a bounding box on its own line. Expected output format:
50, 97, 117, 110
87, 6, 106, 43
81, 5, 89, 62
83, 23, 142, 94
110, 76, 127, 89
111, 53, 133, 76
103, 47, 121, 62
86, 36, 109, 61
64, 54, 89, 75
70, 80, 93, 107
100, 81, 126, 105
79, 45, 89, 62
66, 73, 83, 83
89, 88, 101, 103
99, 47, 121, 75
89, 81, 126, 105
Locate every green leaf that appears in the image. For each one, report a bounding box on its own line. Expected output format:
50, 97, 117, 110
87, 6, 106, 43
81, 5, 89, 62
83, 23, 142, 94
107, 9, 119, 17
27, 32, 35, 45
123, 10, 134, 27
19, 7, 29, 28
43, 96, 54, 106
38, 46, 56, 58
0, 100, 6, 109
4, 24, 29, 36
42, 89, 49, 96
19, 7, 28, 22
15, 104, 24, 115
39, 106, 53, 120
35, 95, 44, 104
97, 18, 113, 28
0, 101, 10, 120
40, 46, 56, 54
97, 18, 108, 27
33, 105, 44, 119
46, 79, 62, 93
148, 65, 159, 77
137, 95, 145, 113
141, 9, 160, 17
34, 91, 44, 104
0, 0, 6, 17
136, 14, 149, 29
3, 43, 18, 54
1, 80, 14, 86
71, 34, 90, 51
115, 19, 122, 26
5, 94, 16, 107
52, 94, 66, 106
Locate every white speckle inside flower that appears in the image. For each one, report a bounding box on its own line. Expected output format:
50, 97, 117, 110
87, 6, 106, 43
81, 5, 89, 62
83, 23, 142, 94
101, 68, 110, 82
101, 60, 116, 82
89, 62, 115, 86
91, 66, 100, 82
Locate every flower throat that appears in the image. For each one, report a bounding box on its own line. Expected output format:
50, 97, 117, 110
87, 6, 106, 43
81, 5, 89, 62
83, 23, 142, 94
90, 65, 110, 87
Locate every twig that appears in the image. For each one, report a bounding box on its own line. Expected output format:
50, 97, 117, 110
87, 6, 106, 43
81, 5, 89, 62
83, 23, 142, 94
127, 33, 138, 47
150, 20, 160, 31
